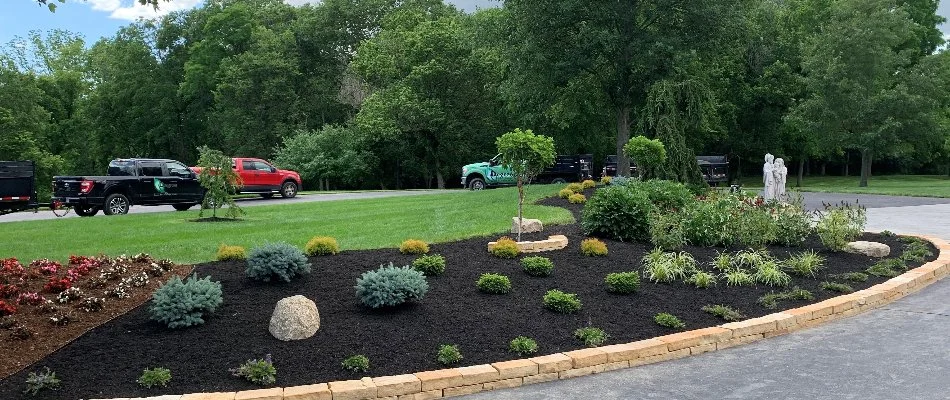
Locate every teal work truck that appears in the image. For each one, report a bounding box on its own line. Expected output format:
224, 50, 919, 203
461, 154, 593, 190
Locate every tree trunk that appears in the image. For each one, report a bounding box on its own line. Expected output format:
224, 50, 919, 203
844, 152, 850, 176
395, 160, 402, 190
797, 159, 804, 188
516, 176, 524, 242
820, 162, 826, 176
859, 148, 872, 187
435, 159, 445, 189
615, 106, 632, 178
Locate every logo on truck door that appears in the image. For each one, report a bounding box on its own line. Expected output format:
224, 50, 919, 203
153, 178, 167, 195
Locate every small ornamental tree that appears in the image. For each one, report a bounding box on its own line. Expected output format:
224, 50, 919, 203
496, 129, 556, 241
196, 146, 244, 219
623, 136, 667, 179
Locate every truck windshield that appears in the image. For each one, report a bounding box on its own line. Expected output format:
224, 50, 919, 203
108, 161, 136, 176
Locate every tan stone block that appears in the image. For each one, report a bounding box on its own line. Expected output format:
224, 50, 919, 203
829, 295, 857, 314
442, 384, 483, 398
182, 393, 236, 400
772, 312, 798, 331
721, 314, 780, 338
689, 343, 717, 355
763, 328, 793, 338
482, 378, 523, 390
523, 372, 559, 385
629, 348, 690, 367
491, 359, 539, 379
284, 384, 332, 400
783, 307, 814, 324
374, 374, 422, 397
235, 388, 282, 400
559, 364, 606, 379
602, 360, 629, 372
599, 338, 668, 363
657, 327, 731, 351
563, 347, 608, 368
716, 333, 764, 350
455, 364, 500, 386
329, 379, 377, 400
415, 369, 465, 392
397, 390, 442, 400
529, 353, 573, 373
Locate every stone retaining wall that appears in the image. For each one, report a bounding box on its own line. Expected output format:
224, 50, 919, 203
98, 235, 950, 400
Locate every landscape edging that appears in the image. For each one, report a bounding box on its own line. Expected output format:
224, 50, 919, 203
97, 235, 950, 400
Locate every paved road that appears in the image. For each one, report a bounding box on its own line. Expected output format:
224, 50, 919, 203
464, 194, 950, 400
0, 190, 445, 223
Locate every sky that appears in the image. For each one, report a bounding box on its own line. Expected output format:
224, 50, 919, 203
0, 0, 947, 49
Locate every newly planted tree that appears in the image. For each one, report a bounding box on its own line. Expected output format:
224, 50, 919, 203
196, 146, 244, 219
623, 136, 666, 179
496, 129, 556, 241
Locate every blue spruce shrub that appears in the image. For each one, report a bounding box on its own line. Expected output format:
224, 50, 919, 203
356, 263, 429, 308
246, 242, 312, 282
149, 274, 223, 329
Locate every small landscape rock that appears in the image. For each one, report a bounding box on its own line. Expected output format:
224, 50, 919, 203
269, 295, 320, 341
845, 241, 891, 258
512, 217, 543, 234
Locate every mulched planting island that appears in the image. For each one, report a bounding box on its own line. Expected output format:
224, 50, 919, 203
0, 190, 937, 399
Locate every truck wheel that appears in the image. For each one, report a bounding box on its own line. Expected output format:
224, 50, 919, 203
551, 178, 567, 184
468, 178, 486, 190
103, 193, 130, 215
280, 181, 298, 198
173, 204, 195, 211
74, 206, 99, 217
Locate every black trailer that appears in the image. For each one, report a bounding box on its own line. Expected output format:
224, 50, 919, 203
696, 155, 729, 186
536, 154, 594, 184
0, 161, 39, 216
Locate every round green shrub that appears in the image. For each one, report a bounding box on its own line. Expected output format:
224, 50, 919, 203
341, 355, 370, 373
412, 254, 446, 276
436, 344, 463, 365
490, 237, 520, 259
509, 336, 539, 355
581, 185, 654, 241
137, 367, 172, 388
246, 242, 312, 282
542, 289, 581, 313
521, 256, 554, 277
356, 263, 429, 308
604, 272, 640, 294
634, 179, 694, 210
574, 327, 609, 347
148, 274, 223, 329
305, 236, 340, 256
476, 273, 512, 294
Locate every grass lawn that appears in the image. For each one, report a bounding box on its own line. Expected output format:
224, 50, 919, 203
738, 175, 950, 198
0, 186, 573, 264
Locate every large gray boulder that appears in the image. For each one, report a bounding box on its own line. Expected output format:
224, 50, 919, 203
845, 241, 891, 258
511, 217, 543, 234
269, 295, 320, 341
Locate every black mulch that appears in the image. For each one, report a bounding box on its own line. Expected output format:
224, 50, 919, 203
0, 190, 937, 399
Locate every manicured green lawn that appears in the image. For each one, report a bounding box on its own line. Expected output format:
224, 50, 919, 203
0, 186, 573, 264
738, 175, 950, 198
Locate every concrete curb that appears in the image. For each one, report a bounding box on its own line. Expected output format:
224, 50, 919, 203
96, 236, 950, 400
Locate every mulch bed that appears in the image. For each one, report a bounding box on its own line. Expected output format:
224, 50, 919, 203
0, 190, 937, 399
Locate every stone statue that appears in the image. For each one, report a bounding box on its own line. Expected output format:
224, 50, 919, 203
774, 158, 788, 200
763, 153, 776, 201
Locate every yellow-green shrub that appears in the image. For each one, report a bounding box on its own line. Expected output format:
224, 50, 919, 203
566, 183, 584, 193
216, 245, 246, 261
582, 180, 596, 189
558, 188, 574, 199
399, 239, 430, 255
568, 193, 586, 204
490, 237, 520, 259
580, 238, 608, 256
600, 176, 612, 185
305, 236, 340, 256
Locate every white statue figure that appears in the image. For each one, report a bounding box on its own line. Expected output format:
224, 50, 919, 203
774, 158, 788, 200
763, 153, 776, 201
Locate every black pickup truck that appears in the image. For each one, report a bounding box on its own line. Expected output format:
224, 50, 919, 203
52, 159, 205, 216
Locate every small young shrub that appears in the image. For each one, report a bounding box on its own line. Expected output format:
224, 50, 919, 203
149, 274, 223, 329
412, 254, 446, 276
305, 236, 340, 256
8, 324, 34, 340
683, 198, 734, 246
635, 179, 693, 210
648, 211, 686, 250
581, 185, 655, 241
542, 290, 582, 313
436, 344, 463, 365
341, 355, 370, 373
735, 249, 772, 270
902, 242, 933, 262
654, 313, 686, 329
77, 297, 105, 312
137, 367, 172, 388
582, 179, 596, 189
881, 230, 896, 237
568, 193, 587, 204
246, 242, 312, 283
558, 188, 574, 199
772, 201, 813, 246
820, 281, 854, 293
710, 251, 734, 272
701, 304, 744, 322
722, 270, 754, 287
816, 203, 866, 251
753, 262, 791, 287
48, 311, 74, 326
216, 245, 247, 261
829, 272, 869, 282
399, 239, 430, 255
356, 263, 429, 308
604, 272, 640, 294
476, 273, 512, 294
231, 354, 277, 386
757, 292, 785, 309
866, 259, 904, 277
642, 249, 676, 284
784, 250, 825, 277
24, 367, 60, 396
788, 287, 814, 300
580, 238, 608, 256
566, 183, 584, 193
687, 271, 717, 289
574, 327, 609, 347
521, 257, 554, 277
733, 206, 777, 247
509, 336, 539, 355
490, 237, 520, 259
600, 176, 612, 185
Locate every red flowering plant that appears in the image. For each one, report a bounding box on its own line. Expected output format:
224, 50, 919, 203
0, 258, 25, 284
30, 259, 62, 276
68, 255, 102, 276
0, 300, 17, 316
43, 277, 72, 294
0, 284, 20, 299
16, 292, 44, 306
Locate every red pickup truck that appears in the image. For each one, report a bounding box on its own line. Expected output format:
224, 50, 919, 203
191, 158, 302, 199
